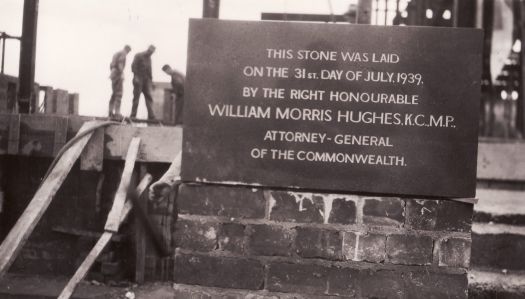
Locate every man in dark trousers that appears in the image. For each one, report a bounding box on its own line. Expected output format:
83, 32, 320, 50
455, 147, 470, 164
130, 45, 156, 119
108, 45, 131, 117
162, 64, 185, 125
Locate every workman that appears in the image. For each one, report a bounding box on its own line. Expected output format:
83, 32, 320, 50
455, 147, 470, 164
108, 45, 131, 117
130, 45, 156, 120
161, 64, 185, 125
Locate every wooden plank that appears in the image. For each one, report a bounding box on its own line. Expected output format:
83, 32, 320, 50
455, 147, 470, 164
135, 165, 147, 283
104, 125, 181, 163
68, 93, 79, 115
57, 233, 112, 299
7, 114, 20, 155
57, 174, 152, 299
55, 89, 69, 115
0, 114, 181, 161
135, 182, 147, 283
0, 121, 100, 278
52, 226, 124, 242
450, 198, 478, 205
80, 127, 104, 171
42, 86, 54, 114
104, 137, 141, 232
45, 89, 56, 114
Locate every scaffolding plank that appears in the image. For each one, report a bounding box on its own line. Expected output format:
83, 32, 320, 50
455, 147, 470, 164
0, 114, 182, 162
104, 137, 141, 232
0, 120, 100, 278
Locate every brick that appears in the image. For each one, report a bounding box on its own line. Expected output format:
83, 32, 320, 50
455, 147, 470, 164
341, 232, 357, 260
405, 199, 438, 230
406, 199, 473, 232
438, 238, 471, 268
434, 201, 473, 232
266, 262, 328, 295
363, 197, 404, 226
178, 184, 266, 219
248, 225, 295, 256
174, 253, 264, 290
343, 232, 386, 263
359, 269, 405, 299
327, 197, 356, 224
269, 191, 324, 223
173, 219, 218, 251
326, 267, 359, 297
218, 223, 246, 254
471, 233, 525, 271
404, 271, 468, 299
295, 227, 343, 260
386, 235, 433, 265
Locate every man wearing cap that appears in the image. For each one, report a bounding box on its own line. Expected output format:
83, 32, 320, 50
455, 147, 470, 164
130, 45, 156, 119
162, 64, 185, 125
108, 45, 131, 117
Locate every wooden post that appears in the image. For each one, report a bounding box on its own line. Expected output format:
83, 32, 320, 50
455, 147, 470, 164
135, 185, 147, 283
68, 93, 79, 115
135, 164, 148, 283
58, 174, 153, 299
43, 87, 55, 114
55, 89, 69, 115
0, 121, 100, 278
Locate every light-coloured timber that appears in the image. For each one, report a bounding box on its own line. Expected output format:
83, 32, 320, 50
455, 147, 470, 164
104, 137, 141, 232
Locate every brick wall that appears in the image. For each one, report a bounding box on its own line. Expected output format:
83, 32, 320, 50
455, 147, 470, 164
145, 183, 474, 298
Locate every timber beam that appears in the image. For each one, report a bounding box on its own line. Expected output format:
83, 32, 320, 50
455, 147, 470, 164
0, 114, 181, 163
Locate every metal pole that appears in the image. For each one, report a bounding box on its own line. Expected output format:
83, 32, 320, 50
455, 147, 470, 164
203, 0, 220, 18
1, 36, 5, 74
18, 0, 39, 114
